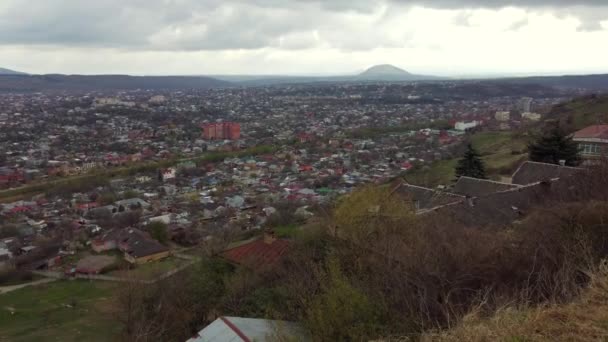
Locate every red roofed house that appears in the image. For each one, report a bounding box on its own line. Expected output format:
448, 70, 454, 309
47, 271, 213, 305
401, 162, 413, 171
299, 165, 313, 172
9, 206, 31, 215
77, 202, 100, 214
573, 125, 608, 164
0, 169, 25, 188
221, 231, 290, 269
297, 132, 313, 143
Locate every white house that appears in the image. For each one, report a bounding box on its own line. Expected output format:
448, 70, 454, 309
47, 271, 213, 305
136, 176, 152, 183
522, 112, 542, 121
454, 121, 481, 131
148, 214, 172, 225
161, 168, 176, 182
0, 247, 13, 268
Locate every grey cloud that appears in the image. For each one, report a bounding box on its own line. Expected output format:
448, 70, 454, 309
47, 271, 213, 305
391, 0, 608, 7
394, 0, 608, 30
0, 0, 606, 52
0, 0, 340, 50
340, 0, 608, 30
0, 0, 401, 51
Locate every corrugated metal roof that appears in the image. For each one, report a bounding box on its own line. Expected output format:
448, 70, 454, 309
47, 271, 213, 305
187, 316, 309, 342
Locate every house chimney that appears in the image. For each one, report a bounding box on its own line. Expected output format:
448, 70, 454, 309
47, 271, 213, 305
559, 160, 566, 166
263, 230, 276, 244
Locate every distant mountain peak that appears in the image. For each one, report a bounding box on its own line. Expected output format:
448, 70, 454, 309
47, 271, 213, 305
0, 67, 27, 75
360, 64, 412, 76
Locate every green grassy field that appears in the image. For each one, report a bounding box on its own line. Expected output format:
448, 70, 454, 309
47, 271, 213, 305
0, 280, 120, 342
404, 159, 458, 187
274, 224, 302, 238
405, 131, 529, 187
470, 131, 528, 175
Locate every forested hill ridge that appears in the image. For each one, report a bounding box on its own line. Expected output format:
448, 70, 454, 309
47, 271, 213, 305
502, 73, 608, 90
0, 74, 231, 92
3, 71, 608, 91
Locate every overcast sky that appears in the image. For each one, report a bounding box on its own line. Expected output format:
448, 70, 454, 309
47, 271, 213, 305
1, 0, 607, 76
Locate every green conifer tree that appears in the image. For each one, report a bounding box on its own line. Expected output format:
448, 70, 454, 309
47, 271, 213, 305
455, 143, 487, 179
528, 124, 580, 166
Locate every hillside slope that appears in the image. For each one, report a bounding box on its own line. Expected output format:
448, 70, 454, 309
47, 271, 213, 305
0, 67, 27, 75
359, 64, 412, 76
355, 64, 434, 81
405, 131, 529, 187
422, 269, 608, 342
547, 94, 608, 130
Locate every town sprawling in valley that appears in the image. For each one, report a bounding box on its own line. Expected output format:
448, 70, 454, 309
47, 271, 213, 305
2, 68, 608, 341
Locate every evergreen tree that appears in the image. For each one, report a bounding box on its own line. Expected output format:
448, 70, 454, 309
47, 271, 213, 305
528, 123, 580, 166
455, 143, 487, 179
147, 221, 169, 244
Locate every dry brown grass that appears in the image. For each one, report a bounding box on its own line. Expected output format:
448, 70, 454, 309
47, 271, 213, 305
421, 264, 608, 342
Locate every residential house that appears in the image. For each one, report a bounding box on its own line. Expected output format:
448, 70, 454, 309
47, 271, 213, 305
89, 205, 118, 217
136, 176, 152, 183
122, 235, 170, 264
221, 231, 291, 269
226, 195, 245, 209
148, 214, 172, 225
92, 228, 170, 264
418, 161, 586, 228
453, 177, 521, 198
0, 247, 12, 268
454, 120, 481, 131
115, 198, 150, 212
391, 182, 464, 212
160, 167, 177, 182
187, 316, 310, 342
91, 229, 122, 253
573, 125, 608, 164
522, 112, 541, 121
511, 161, 582, 186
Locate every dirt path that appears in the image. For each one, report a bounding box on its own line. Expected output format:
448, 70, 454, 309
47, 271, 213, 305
0, 278, 57, 294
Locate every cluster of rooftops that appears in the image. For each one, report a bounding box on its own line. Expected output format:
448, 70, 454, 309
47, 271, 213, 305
395, 161, 584, 227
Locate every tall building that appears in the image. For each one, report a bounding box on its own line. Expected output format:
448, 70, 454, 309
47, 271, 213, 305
521, 97, 533, 113
495, 111, 510, 122
202, 122, 241, 140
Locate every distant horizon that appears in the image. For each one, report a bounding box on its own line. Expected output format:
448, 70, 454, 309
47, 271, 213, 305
3, 65, 608, 80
